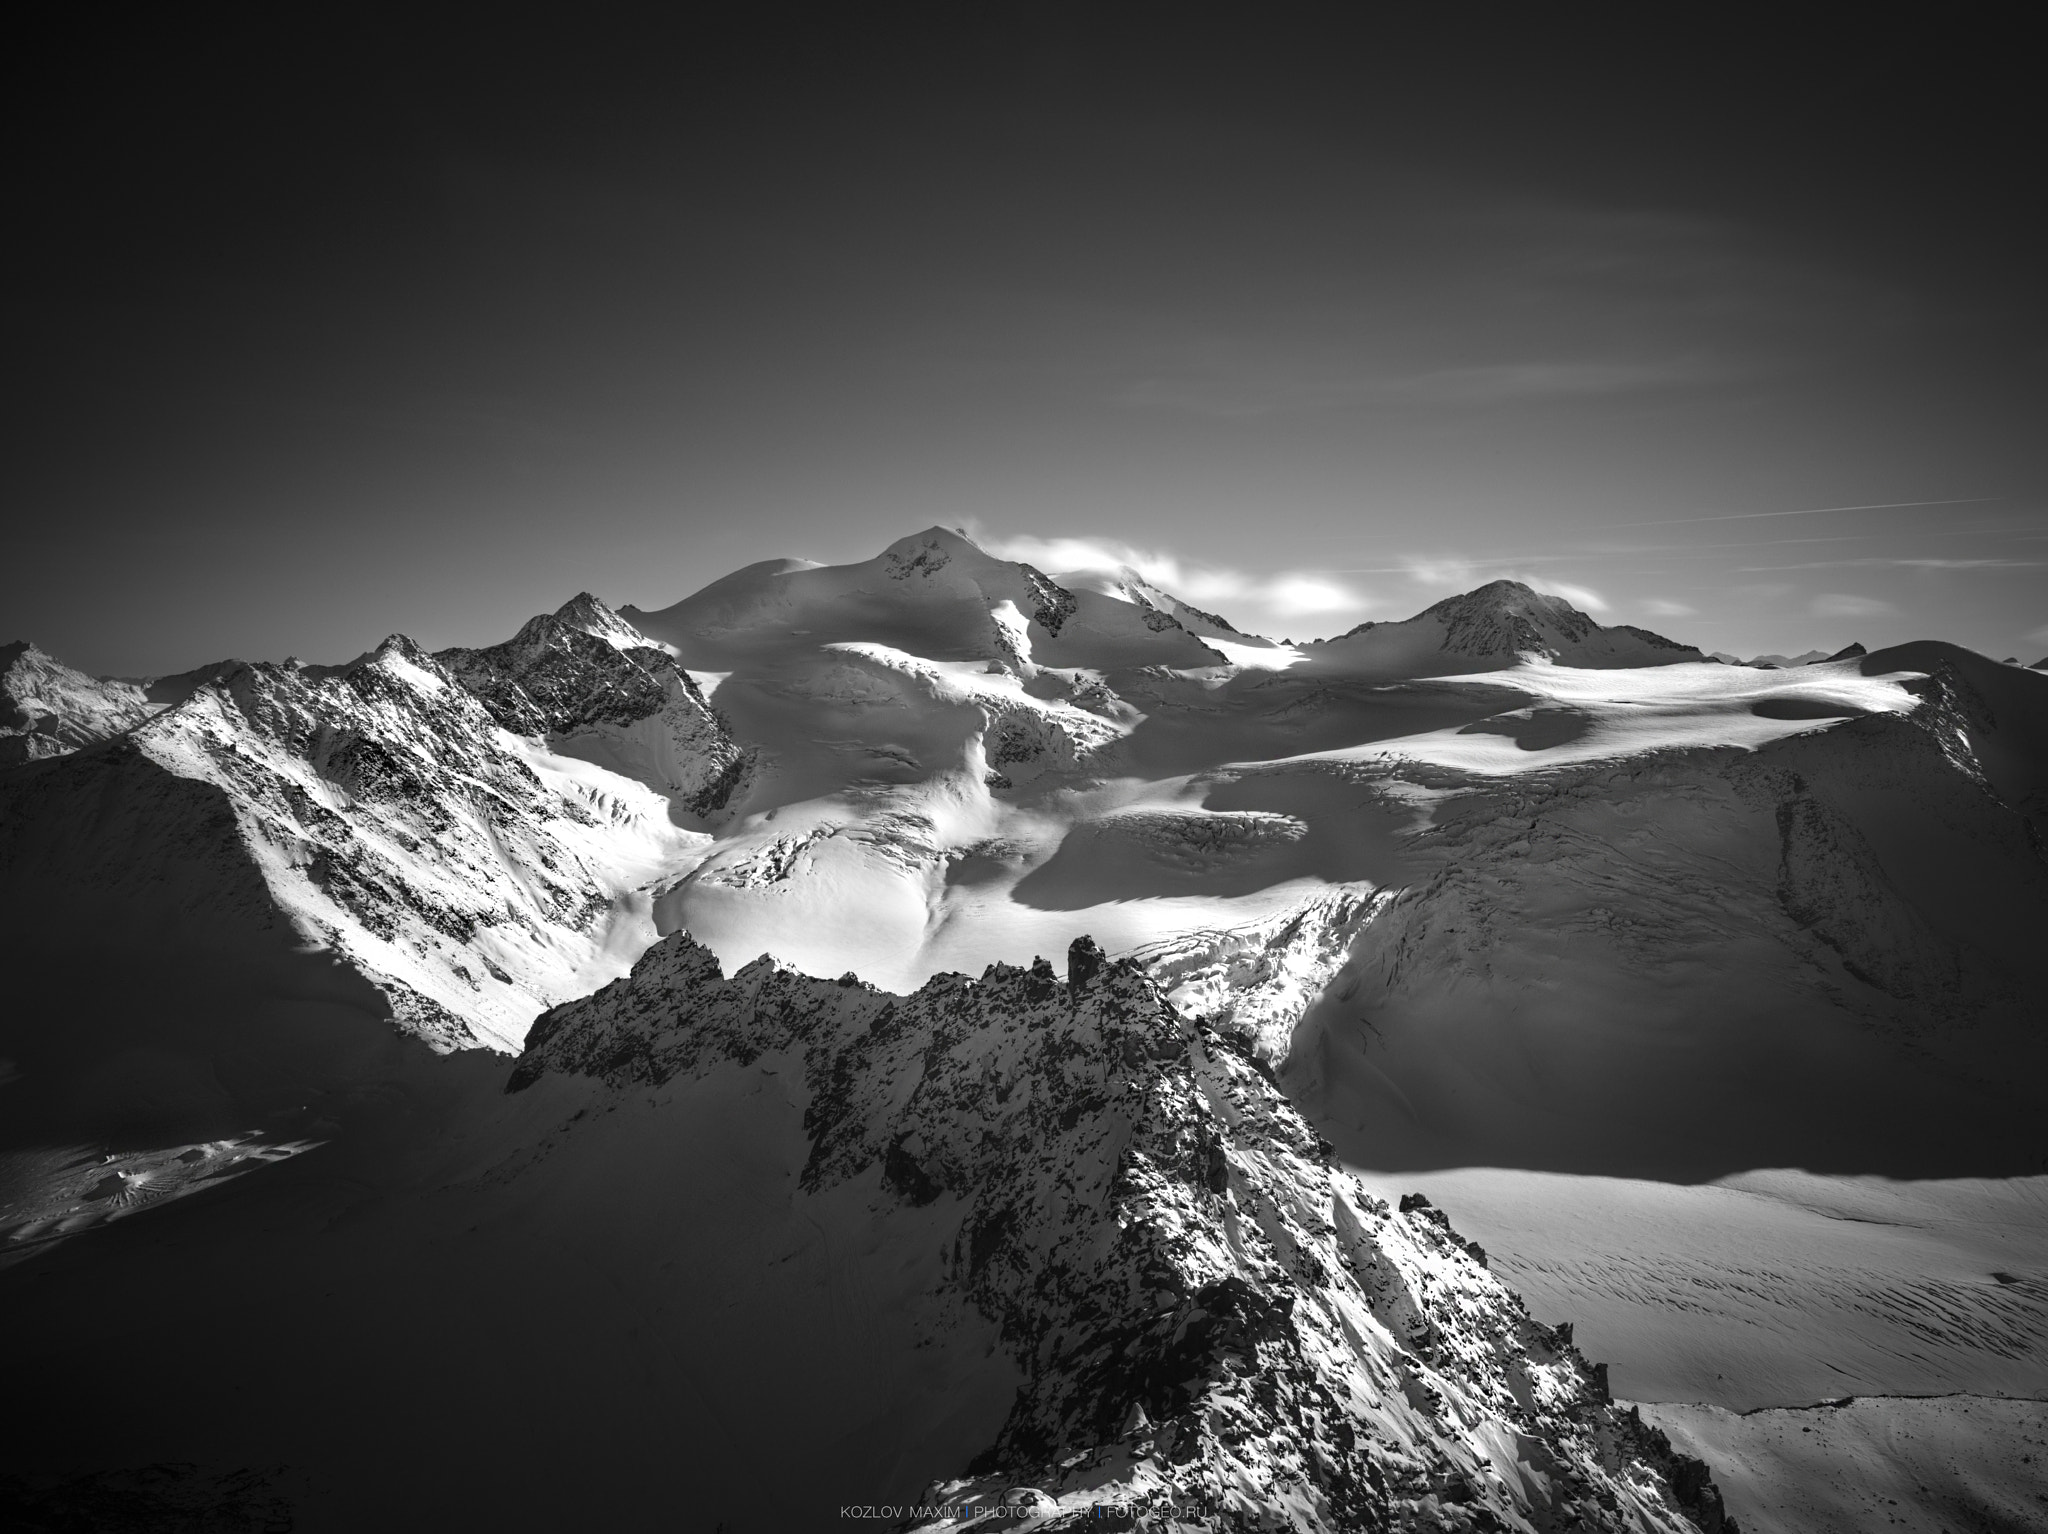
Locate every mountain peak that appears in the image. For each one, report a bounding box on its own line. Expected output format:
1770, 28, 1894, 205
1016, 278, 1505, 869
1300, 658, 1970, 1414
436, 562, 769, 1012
369, 632, 434, 664
882, 525, 989, 561
2, 640, 166, 764
551, 591, 652, 650
1421, 578, 1565, 616
1417, 579, 1600, 657
1466, 577, 1540, 599
1312, 577, 1699, 673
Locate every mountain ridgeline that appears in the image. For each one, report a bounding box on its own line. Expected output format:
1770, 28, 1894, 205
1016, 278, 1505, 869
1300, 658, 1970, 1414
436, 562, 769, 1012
5, 526, 2045, 1529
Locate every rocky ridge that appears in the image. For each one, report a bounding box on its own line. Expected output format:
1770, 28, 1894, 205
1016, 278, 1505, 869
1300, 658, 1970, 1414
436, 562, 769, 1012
510, 930, 1734, 1533
1124, 885, 1391, 1065
0, 640, 157, 765
0, 607, 732, 1051
436, 592, 747, 816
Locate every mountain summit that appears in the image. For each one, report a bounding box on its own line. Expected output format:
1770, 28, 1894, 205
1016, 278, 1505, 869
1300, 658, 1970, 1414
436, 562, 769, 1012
624, 525, 1231, 672
1314, 579, 1701, 675
1, 640, 156, 765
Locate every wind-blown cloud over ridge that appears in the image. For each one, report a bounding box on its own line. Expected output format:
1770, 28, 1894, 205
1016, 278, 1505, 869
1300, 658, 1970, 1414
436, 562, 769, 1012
970, 529, 1366, 623
965, 529, 1656, 641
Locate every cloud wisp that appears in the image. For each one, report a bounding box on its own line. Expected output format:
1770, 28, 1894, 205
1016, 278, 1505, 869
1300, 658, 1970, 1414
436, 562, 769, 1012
1736, 557, 2045, 572
1113, 356, 1730, 419
1328, 555, 1612, 613
970, 518, 2028, 654
986, 537, 1641, 631
1594, 497, 2000, 532
971, 530, 1368, 622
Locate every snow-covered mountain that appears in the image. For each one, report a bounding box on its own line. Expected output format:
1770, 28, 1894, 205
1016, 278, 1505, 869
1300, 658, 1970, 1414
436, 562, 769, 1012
0, 595, 734, 1053
7, 534, 2041, 1115
5, 524, 2046, 1530
434, 590, 748, 818
1310, 580, 1703, 676
0, 640, 157, 764
625, 527, 1233, 673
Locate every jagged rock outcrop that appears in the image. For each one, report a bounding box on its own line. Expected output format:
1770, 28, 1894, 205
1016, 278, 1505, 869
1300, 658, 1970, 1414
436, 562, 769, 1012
509, 930, 1731, 1533
1125, 885, 1391, 1064
436, 592, 746, 817
979, 687, 1123, 786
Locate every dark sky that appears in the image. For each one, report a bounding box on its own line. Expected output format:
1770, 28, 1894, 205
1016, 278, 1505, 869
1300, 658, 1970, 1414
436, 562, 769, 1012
8, 8, 2045, 672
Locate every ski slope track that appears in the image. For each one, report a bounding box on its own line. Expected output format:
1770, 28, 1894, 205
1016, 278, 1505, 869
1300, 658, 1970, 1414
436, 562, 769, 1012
3, 526, 2045, 1531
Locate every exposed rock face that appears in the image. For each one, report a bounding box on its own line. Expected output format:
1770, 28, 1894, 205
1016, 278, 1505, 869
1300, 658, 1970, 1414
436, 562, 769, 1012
0, 1463, 298, 1532
1022, 564, 1079, 636
1326, 582, 1701, 673
1424, 581, 1604, 658
436, 593, 746, 817
980, 689, 1122, 784
1420, 582, 1699, 666
510, 931, 1730, 1533
1125, 884, 1391, 1064
0, 641, 158, 764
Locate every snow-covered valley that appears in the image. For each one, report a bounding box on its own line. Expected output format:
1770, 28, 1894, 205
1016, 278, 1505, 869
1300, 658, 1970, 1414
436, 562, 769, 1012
3, 527, 2044, 1531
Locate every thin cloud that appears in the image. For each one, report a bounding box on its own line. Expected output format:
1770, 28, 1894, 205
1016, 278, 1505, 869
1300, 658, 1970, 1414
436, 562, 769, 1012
1737, 557, 2044, 572
1595, 497, 1998, 531
974, 533, 1176, 582
1397, 557, 1481, 589
1540, 580, 1610, 613
1114, 356, 1730, 419
1811, 593, 1895, 618
1318, 550, 1609, 575
1264, 576, 1358, 615
1640, 598, 1697, 618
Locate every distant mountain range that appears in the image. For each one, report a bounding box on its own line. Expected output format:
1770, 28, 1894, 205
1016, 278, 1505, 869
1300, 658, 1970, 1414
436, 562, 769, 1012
5, 525, 2043, 1530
